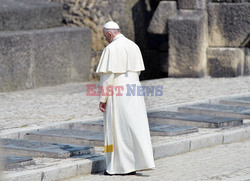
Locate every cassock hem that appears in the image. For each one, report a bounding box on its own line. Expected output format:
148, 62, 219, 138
107, 165, 155, 174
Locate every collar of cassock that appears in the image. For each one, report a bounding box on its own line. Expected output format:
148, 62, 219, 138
112, 34, 124, 42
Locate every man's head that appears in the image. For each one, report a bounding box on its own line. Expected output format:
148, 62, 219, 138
103, 21, 120, 43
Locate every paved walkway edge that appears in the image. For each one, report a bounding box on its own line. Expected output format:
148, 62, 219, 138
3, 125, 250, 181
153, 125, 250, 159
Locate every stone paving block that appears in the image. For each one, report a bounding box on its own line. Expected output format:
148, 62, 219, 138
168, 10, 207, 77
190, 133, 223, 151
148, 111, 242, 128
24, 129, 104, 146
148, 1, 177, 34
153, 139, 190, 159
0, 138, 94, 158
220, 97, 250, 107
76, 160, 93, 176
208, 3, 250, 47
74, 156, 106, 175
178, 103, 250, 119
87, 156, 106, 174
223, 126, 250, 144
177, 0, 208, 10
149, 123, 198, 136
0, 0, 62, 31
45, 157, 105, 180
3, 156, 35, 170
207, 48, 244, 77
42, 163, 77, 181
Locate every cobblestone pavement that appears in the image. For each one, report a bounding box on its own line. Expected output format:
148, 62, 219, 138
2, 77, 250, 180
1, 77, 250, 134
64, 140, 250, 181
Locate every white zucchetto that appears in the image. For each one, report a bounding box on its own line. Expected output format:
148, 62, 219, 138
103, 21, 120, 29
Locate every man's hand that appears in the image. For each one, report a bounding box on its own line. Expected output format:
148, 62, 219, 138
99, 102, 106, 112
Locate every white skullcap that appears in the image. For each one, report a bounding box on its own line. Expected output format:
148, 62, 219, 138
103, 21, 120, 29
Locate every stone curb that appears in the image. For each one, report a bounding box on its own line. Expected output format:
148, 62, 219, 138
153, 125, 250, 159
3, 125, 250, 181
4, 157, 106, 181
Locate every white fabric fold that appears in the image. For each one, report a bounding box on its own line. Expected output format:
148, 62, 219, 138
103, 72, 155, 174
96, 33, 155, 174
96, 34, 145, 73
99, 73, 114, 103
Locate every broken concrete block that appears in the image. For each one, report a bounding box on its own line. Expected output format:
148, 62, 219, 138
168, 10, 208, 77
148, 1, 177, 34
207, 48, 244, 77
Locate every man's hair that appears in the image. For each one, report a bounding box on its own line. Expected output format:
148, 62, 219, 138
103, 28, 120, 35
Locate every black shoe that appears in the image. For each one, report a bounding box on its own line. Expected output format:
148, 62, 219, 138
122, 171, 136, 175
104, 171, 136, 176
104, 171, 113, 176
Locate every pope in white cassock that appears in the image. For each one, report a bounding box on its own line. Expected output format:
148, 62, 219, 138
96, 21, 155, 175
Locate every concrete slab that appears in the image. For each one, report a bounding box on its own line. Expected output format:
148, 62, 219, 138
178, 103, 250, 119
24, 129, 104, 146
2, 156, 35, 170
32, 27, 91, 88
149, 123, 198, 136
0, 138, 94, 158
207, 48, 244, 77
208, 3, 250, 47
147, 1, 177, 34
73, 121, 197, 136
0, 0, 62, 31
177, 0, 207, 10
220, 97, 250, 108
168, 10, 207, 77
148, 111, 243, 128
69, 121, 104, 133
0, 27, 91, 92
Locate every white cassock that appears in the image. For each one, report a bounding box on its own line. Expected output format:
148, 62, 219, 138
96, 34, 155, 174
